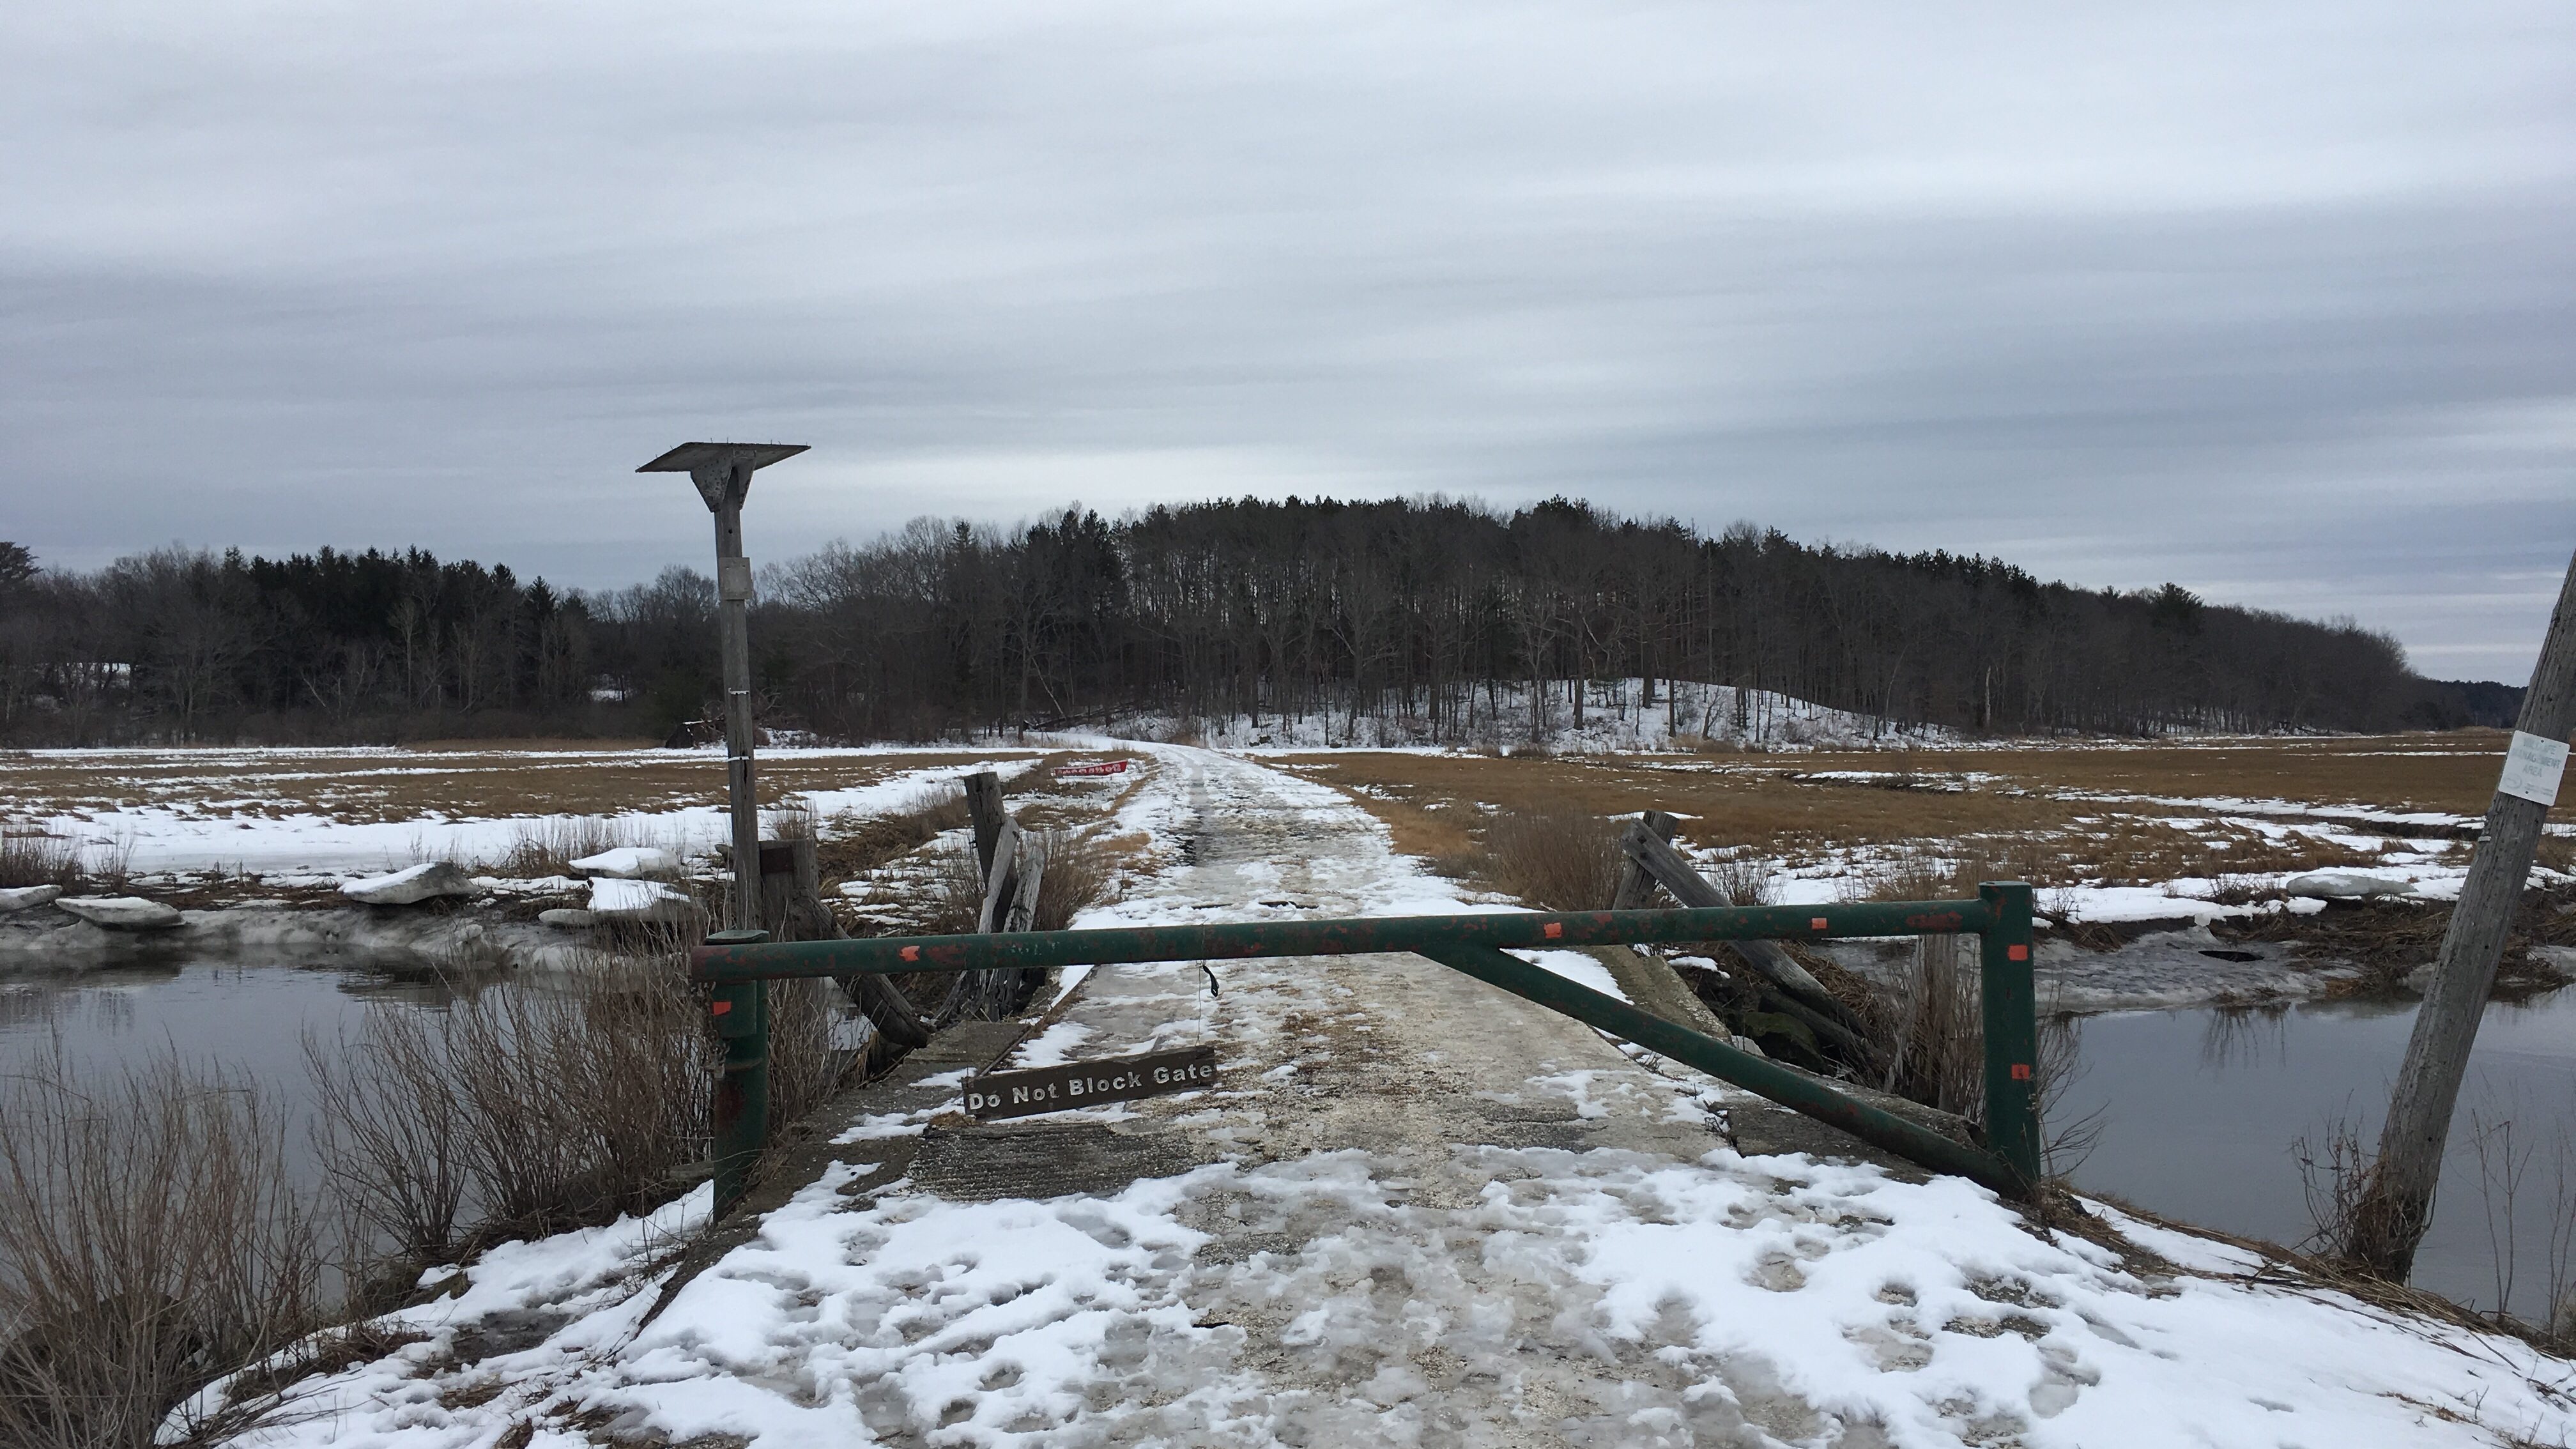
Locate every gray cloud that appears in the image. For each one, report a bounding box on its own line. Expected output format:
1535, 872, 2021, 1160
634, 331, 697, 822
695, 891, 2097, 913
5, 1, 2571, 680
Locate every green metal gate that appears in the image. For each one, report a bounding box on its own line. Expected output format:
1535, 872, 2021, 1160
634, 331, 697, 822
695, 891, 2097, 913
691, 882, 2039, 1208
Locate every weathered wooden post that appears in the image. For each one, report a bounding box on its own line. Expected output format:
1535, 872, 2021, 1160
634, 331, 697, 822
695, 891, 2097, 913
1611, 809, 1680, 910
963, 770, 1008, 882
639, 440, 809, 931
2346, 546, 2576, 1278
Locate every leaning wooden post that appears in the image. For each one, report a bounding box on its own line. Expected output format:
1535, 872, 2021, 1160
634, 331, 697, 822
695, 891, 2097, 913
707, 926, 772, 1213
2347, 546, 2576, 1279
1977, 881, 2040, 1190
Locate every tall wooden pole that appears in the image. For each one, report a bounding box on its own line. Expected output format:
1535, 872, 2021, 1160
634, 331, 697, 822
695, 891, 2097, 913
2346, 546, 2576, 1279
642, 442, 804, 927
708, 461, 762, 932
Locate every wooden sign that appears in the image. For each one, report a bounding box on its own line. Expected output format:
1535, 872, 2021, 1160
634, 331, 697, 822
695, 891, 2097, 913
1052, 759, 1131, 778
964, 1045, 1218, 1121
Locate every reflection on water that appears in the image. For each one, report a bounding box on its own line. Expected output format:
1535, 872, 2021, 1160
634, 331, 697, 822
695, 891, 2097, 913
2196, 1002, 2290, 1071
1, 958, 475, 1070
2058, 988, 2576, 1315
0, 957, 493, 1193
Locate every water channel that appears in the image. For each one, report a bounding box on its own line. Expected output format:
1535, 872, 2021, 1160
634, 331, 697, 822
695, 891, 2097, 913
0, 954, 480, 1191
2057, 987, 2576, 1317
6, 956, 2572, 1321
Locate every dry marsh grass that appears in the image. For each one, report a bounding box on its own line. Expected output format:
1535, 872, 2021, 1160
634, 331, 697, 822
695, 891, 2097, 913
1277, 737, 2445, 900
0, 747, 1044, 830
0, 825, 82, 891
814, 786, 972, 888
1483, 807, 1622, 911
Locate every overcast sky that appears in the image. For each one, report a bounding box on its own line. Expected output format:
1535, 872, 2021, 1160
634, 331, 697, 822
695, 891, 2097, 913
6, 3, 2571, 682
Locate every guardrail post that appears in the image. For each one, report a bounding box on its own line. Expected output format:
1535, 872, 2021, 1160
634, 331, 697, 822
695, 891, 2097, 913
1977, 882, 2040, 1188
707, 927, 770, 1213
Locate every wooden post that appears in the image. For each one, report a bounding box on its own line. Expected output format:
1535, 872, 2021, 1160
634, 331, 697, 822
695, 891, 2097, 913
2347, 548, 2576, 1279
710, 467, 762, 933
1612, 810, 1680, 910
963, 770, 1007, 881
976, 818, 1025, 935
1005, 833, 1047, 934
636, 441, 808, 929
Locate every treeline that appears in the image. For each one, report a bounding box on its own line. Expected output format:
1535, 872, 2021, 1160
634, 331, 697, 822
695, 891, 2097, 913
0, 498, 2469, 746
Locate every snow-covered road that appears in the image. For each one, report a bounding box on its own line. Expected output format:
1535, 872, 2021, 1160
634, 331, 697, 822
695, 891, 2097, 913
226, 747, 2576, 1448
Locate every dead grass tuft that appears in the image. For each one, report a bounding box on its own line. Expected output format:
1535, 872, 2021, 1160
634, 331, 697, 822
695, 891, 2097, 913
1483, 806, 1622, 912
763, 795, 816, 842
1700, 852, 1777, 907
0, 825, 82, 891
1032, 827, 1118, 933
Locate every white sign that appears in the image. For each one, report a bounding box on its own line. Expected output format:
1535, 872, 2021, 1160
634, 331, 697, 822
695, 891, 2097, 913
2497, 730, 2569, 808
719, 556, 755, 602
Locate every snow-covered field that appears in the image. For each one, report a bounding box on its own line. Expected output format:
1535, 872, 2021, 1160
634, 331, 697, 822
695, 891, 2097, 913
192, 746, 2575, 1449
3, 746, 1055, 879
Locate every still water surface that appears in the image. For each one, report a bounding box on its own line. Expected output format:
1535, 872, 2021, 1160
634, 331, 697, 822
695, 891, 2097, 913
0, 956, 480, 1185
2058, 988, 2576, 1316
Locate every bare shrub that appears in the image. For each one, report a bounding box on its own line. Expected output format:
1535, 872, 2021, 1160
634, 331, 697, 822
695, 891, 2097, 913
922, 839, 990, 937
2293, 1112, 2397, 1264
0, 825, 81, 890
306, 1015, 468, 1265
1484, 807, 1621, 912
309, 952, 724, 1251
763, 795, 815, 842
1701, 852, 1776, 907
764, 977, 851, 1130
0, 1048, 341, 1449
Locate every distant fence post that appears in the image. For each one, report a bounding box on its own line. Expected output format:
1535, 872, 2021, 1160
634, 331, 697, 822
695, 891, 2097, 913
708, 926, 771, 1213
1976, 882, 2039, 1188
